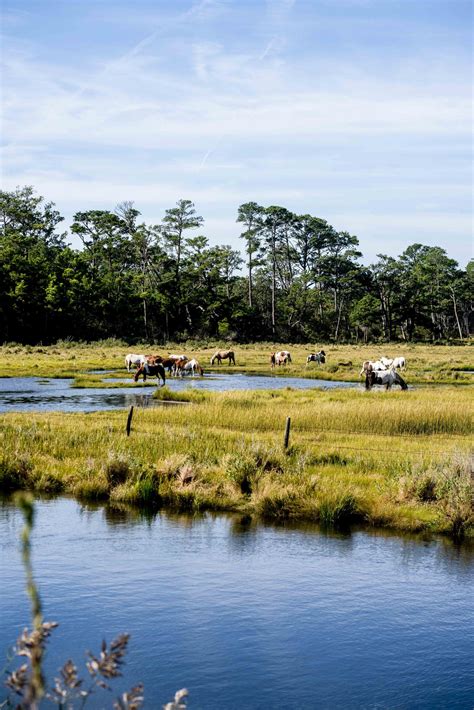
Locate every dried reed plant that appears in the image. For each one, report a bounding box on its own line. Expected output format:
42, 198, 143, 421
2, 494, 188, 709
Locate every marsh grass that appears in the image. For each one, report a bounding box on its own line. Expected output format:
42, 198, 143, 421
0, 341, 473, 384
0, 385, 472, 537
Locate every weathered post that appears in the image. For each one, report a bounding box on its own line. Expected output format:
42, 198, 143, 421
126, 405, 134, 436
284, 416, 291, 449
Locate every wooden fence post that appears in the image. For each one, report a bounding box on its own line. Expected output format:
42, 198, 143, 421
284, 416, 291, 449
126, 405, 134, 436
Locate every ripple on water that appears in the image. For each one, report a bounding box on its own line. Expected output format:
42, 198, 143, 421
0, 373, 360, 413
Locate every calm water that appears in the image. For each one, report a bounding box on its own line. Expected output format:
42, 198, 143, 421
0, 373, 358, 413
1, 498, 473, 709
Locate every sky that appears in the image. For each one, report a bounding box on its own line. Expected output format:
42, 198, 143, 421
1, 0, 472, 266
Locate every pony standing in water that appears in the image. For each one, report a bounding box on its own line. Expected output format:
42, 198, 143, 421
365, 366, 407, 390
210, 350, 236, 365
176, 358, 204, 377
134, 359, 166, 386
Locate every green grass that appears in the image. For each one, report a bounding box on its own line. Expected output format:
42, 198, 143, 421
0, 386, 472, 538
0, 341, 473, 385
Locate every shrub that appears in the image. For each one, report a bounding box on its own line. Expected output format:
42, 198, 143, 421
435, 454, 473, 540
105, 454, 131, 487
0, 456, 32, 492
319, 494, 360, 527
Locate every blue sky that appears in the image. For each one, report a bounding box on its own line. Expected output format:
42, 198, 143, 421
1, 0, 472, 265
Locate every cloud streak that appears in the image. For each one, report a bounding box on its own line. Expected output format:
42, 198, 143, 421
0, 0, 471, 265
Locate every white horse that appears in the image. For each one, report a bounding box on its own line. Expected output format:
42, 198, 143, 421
380, 357, 393, 368
359, 360, 387, 376
392, 356, 406, 370
365, 367, 408, 390
125, 353, 147, 372
169, 354, 188, 361
180, 358, 204, 377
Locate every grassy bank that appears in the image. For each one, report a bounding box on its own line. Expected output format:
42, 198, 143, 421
0, 340, 473, 384
1, 387, 472, 538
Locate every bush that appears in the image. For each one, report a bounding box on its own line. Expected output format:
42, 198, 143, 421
319, 494, 360, 527
0, 456, 32, 492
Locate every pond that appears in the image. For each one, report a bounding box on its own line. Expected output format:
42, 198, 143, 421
0, 373, 359, 413
1, 498, 473, 709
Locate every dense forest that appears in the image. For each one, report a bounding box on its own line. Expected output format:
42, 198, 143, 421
0, 186, 472, 344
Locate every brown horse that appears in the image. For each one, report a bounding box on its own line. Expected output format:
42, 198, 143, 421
160, 358, 178, 374
134, 360, 166, 386
210, 350, 235, 365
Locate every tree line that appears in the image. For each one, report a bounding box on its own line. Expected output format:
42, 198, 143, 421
0, 186, 471, 344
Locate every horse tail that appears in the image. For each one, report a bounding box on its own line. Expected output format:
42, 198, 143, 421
270, 353, 275, 367
210, 354, 215, 365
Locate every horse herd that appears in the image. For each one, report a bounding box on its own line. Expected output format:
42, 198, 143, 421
125, 350, 236, 386
125, 349, 409, 390
360, 355, 408, 390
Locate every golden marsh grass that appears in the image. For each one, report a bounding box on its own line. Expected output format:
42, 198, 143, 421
0, 385, 472, 537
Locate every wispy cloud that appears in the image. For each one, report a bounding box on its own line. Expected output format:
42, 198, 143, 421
0, 0, 471, 264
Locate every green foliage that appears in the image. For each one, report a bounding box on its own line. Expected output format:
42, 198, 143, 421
0, 186, 471, 344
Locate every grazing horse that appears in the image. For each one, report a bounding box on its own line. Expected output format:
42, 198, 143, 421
359, 360, 387, 376
365, 366, 408, 391
392, 356, 406, 370
134, 361, 166, 386
210, 350, 236, 365
270, 351, 292, 368
125, 353, 147, 372
180, 358, 204, 377
307, 350, 326, 365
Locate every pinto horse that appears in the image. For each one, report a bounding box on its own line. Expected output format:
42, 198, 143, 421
134, 360, 166, 386
178, 358, 204, 377
125, 353, 147, 372
359, 360, 387, 376
365, 366, 407, 391
270, 351, 291, 368
210, 350, 235, 365
307, 350, 326, 365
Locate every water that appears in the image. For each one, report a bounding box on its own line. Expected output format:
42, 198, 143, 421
1, 498, 473, 709
0, 374, 358, 413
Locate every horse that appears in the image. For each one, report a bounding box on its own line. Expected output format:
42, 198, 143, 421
125, 353, 147, 372
169, 354, 188, 362
365, 367, 408, 390
392, 356, 406, 370
134, 361, 166, 386
380, 356, 393, 368
359, 360, 387, 376
270, 351, 291, 368
160, 358, 179, 375
307, 350, 326, 365
180, 358, 204, 377
210, 350, 236, 365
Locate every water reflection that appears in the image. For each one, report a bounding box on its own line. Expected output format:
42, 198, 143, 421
1, 496, 473, 709
0, 374, 359, 414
